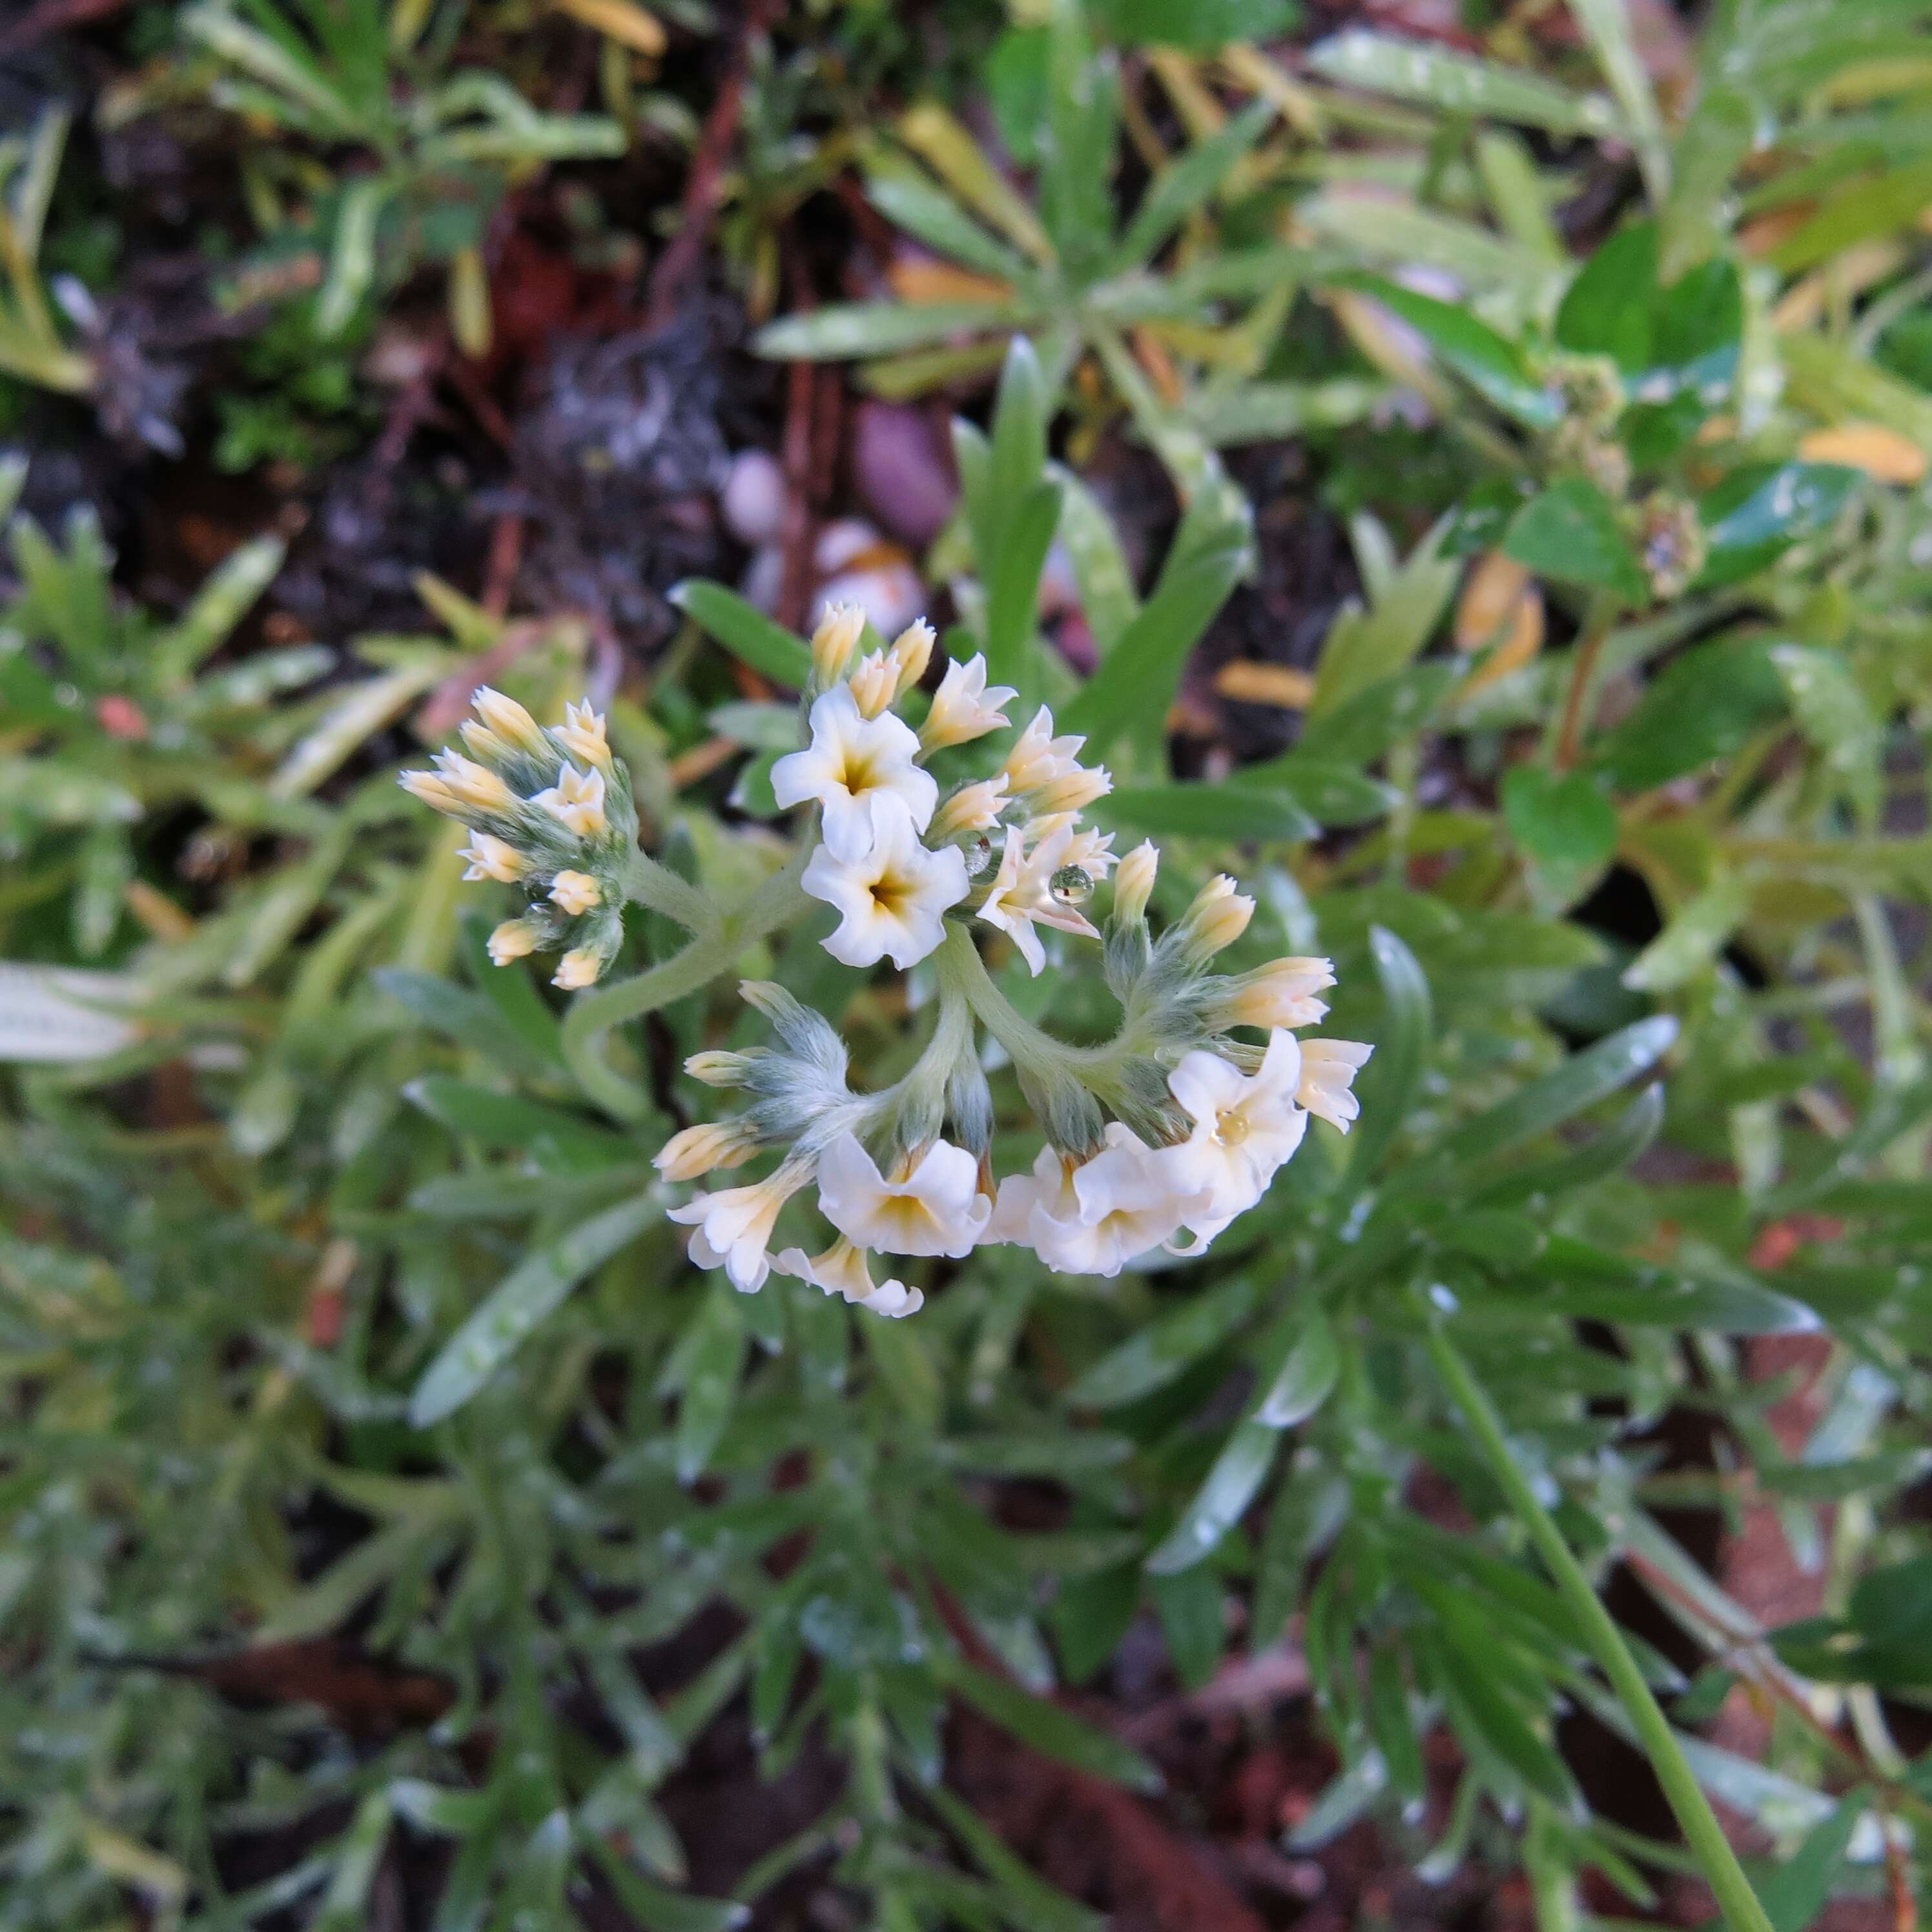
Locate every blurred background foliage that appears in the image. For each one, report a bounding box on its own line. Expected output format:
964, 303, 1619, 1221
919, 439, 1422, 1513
3, 0, 1932, 1926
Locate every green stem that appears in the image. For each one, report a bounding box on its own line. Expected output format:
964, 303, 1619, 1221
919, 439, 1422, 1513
1423, 1320, 1775, 1932
564, 843, 816, 1122
617, 846, 724, 939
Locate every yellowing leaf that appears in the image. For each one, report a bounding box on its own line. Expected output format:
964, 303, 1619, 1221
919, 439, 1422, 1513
1455, 550, 1544, 691
1215, 661, 1315, 708
551, 0, 665, 57
1798, 422, 1927, 485
886, 259, 1015, 306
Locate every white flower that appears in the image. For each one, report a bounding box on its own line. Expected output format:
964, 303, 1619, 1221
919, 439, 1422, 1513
921, 653, 1016, 752
1113, 840, 1158, 923
1215, 956, 1336, 1031
556, 699, 611, 771
487, 918, 539, 965
552, 948, 602, 990
986, 1144, 1081, 1244
815, 1131, 991, 1257
846, 619, 936, 719
1000, 706, 1087, 797
1020, 1125, 1209, 1278
1025, 764, 1112, 817
1056, 821, 1117, 881
531, 764, 608, 838
471, 686, 552, 761
670, 1164, 808, 1293
976, 822, 1100, 976
1160, 1031, 1309, 1237
776, 1238, 924, 1319
772, 684, 938, 862
1297, 1038, 1374, 1131
459, 833, 528, 883
802, 800, 969, 969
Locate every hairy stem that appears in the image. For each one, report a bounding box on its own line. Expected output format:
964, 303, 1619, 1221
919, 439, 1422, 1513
1550, 590, 1621, 772
1423, 1320, 1775, 1932
565, 843, 816, 1121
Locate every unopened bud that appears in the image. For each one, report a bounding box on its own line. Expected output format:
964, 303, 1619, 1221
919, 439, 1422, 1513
548, 869, 602, 916
1216, 955, 1335, 1031
557, 699, 611, 771
487, 918, 540, 966
1113, 841, 1158, 925
654, 1120, 758, 1181
472, 686, 553, 761
810, 602, 867, 685
931, 776, 1009, 841
1181, 875, 1253, 960
458, 833, 528, 884
847, 650, 896, 718
887, 618, 934, 694
685, 1049, 755, 1087
551, 947, 604, 990
1026, 764, 1111, 817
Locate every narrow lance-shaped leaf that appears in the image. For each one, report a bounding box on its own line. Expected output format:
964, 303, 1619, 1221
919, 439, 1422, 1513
669, 580, 812, 688
410, 1195, 661, 1424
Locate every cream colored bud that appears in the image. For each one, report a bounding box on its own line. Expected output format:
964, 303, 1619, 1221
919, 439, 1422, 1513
685, 1049, 754, 1087
487, 918, 540, 966
1217, 956, 1336, 1031
557, 699, 611, 772
429, 750, 516, 816
887, 618, 935, 694
472, 686, 551, 761
459, 833, 528, 883
1113, 841, 1159, 924
847, 650, 896, 719
810, 602, 867, 684
400, 770, 464, 817
459, 719, 515, 768
552, 948, 602, 990
1182, 876, 1254, 960
1026, 764, 1111, 817
653, 1120, 758, 1182
548, 869, 602, 916
931, 776, 1010, 841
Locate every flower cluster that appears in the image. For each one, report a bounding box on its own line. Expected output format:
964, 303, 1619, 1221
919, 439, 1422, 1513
650, 604, 1373, 1315
402, 606, 1374, 1319
400, 690, 637, 989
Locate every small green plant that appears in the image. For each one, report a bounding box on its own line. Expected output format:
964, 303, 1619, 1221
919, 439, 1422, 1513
182, 0, 624, 351
0, 113, 93, 396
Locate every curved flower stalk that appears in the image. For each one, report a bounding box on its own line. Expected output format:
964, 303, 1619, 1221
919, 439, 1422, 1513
404, 606, 1373, 1314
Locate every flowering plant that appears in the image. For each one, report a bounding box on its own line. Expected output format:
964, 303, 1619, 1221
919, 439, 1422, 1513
402, 603, 1372, 1317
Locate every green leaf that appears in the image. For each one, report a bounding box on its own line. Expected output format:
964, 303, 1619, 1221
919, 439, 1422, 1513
1112, 99, 1273, 271
1062, 520, 1251, 760
1255, 1311, 1341, 1428
1145, 1419, 1279, 1574
1771, 644, 1881, 823
409, 1195, 661, 1424
668, 581, 812, 688
371, 969, 557, 1080
1098, 781, 1317, 844
1554, 220, 1658, 373
1565, 0, 1669, 204
1235, 755, 1399, 827
1412, 1016, 1678, 1175
1354, 277, 1557, 429
1847, 1555, 1932, 1649
1501, 766, 1618, 872
1310, 520, 1458, 718
1504, 480, 1647, 601
1149, 1564, 1223, 1688
674, 1289, 746, 1484
1472, 1082, 1663, 1206
1754, 1798, 1863, 1932
1064, 1273, 1260, 1408
1346, 925, 1432, 1187
866, 173, 1033, 284
754, 301, 1023, 361
1037, 6, 1118, 278
1494, 1237, 1820, 1335
403, 1077, 626, 1164
1308, 30, 1619, 136
1095, 0, 1293, 48
1299, 662, 1458, 765
1696, 463, 1859, 589
923, 1784, 1106, 1932
1769, 154, 1932, 275
1051, 465, 1140, 652
1622, 873, 1750, 993
983, 480, 1063, 687
940, 1658, 1162, 1792
1592, 634, 1788, 790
